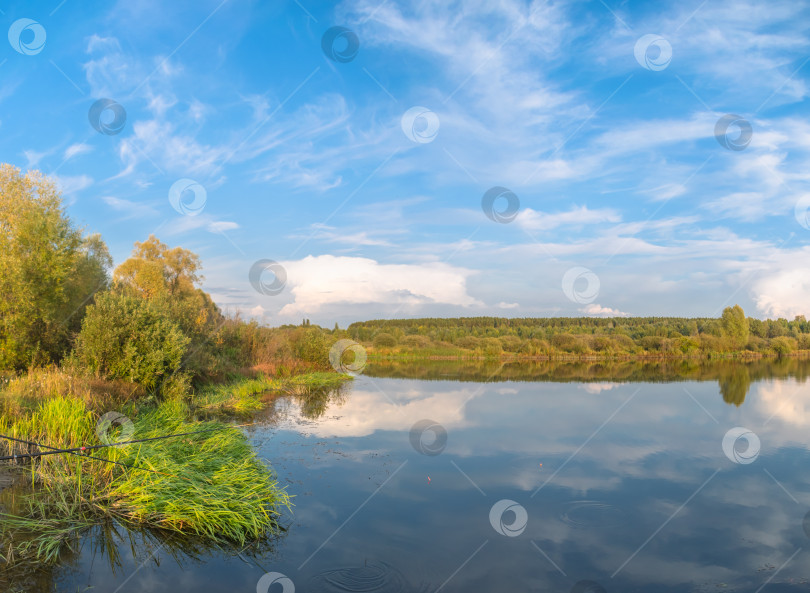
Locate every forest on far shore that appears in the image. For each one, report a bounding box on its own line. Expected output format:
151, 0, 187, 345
348, 309, 810, 358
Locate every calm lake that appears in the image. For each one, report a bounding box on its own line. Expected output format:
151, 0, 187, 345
8, 358, 810, 592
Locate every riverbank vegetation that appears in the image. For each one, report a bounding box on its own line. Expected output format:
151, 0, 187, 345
0, 165, 351, 570
349, 307, 810, 359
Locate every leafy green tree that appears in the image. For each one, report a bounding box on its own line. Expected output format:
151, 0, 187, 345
71, 292, 189, 391
0, 165, 111, 369
113, 236, 222, 377
721, 305, 749, 349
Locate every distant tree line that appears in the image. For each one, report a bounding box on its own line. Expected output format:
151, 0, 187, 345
348, 305, 810, 358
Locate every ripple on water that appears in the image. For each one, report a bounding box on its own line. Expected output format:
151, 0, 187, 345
308, 560, 414, 593
559, 500, 626, 529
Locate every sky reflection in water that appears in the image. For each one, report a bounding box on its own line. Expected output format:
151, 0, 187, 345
36, 360, 810, 592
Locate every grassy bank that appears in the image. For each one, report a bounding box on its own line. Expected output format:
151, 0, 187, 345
0, 367, 349, 570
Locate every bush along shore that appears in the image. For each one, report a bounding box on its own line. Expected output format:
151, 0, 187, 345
0, 166, 357, 570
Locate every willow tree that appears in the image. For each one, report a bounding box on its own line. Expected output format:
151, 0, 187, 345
113, 235, 221, 376
0, 165, 111, 370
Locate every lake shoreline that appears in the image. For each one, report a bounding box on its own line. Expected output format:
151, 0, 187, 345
366, 350, 810, 362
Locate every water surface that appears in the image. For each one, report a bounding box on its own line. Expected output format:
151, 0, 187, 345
7, 358, 810, 592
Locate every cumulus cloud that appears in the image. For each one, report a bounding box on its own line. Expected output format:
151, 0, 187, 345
581, 303, 629, 316
751, 265, 810, 319
277, 255, 482, 316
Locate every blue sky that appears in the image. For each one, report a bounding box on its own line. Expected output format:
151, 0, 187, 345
2, 0, 810, 326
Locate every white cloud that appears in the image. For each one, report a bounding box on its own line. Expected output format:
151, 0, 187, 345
23, 149, 49, 169
101, 195, 159, 219
278, 255, 482, 316
53, 174, 93, 196
162, 214, 240, 236
497, 302, 519, 309
208, 221, 239, 232
751, 264, 810, 319
581, 303, 629, 316
64, 143, 93, 161
516, 205, 621, 232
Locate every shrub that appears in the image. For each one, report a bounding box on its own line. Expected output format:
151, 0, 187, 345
71, 292, 189, 392
481, 337, 503, 357
639, 336, 665, 351
498, 335, 523, 352
292, 327, 331, 366
592, 336, 614, 352
401, 335, 431, 349
675, 336, 700, 354
550, 334, 587, 354
771, 336, 797, 356
456, 336, 481, 350
373, 332, 398, 348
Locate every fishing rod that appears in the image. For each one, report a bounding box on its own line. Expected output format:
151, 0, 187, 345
0, 432, 169, 477
0, 424, 248, 462
0, 422, 257, 480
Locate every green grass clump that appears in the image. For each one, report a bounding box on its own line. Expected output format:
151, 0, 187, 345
0, 393, 290, 567
195, 371, 351, 413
